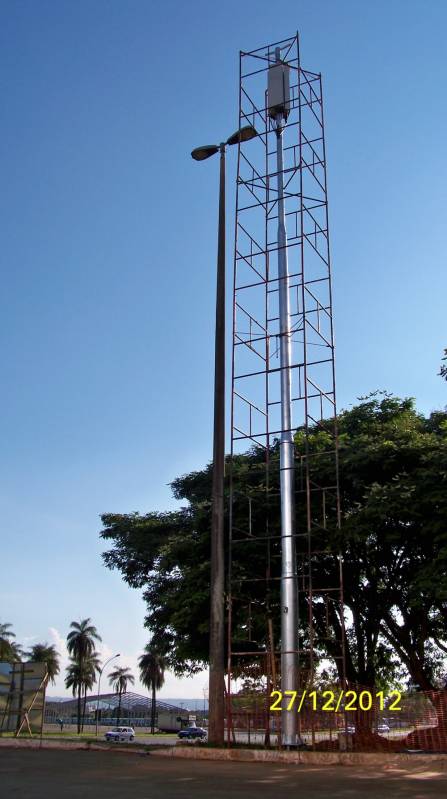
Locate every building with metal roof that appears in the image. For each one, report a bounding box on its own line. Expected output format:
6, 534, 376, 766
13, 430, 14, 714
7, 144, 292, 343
45, 692, 196, 731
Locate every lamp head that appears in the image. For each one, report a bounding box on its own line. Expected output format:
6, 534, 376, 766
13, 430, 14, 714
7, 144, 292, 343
191, 144, 219, 161
226, 125, 257, 146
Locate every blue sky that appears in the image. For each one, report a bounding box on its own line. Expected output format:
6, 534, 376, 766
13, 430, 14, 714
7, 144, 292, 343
1, 0, 446, 697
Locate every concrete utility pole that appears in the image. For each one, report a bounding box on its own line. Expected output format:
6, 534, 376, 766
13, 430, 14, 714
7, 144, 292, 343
191, 125, 257, 746
208, 139, 226, 746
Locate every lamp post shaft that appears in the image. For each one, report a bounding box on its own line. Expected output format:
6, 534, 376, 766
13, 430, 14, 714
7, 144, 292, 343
208, 142, 226, 746
95, 654, 119, 737
95, 672, 103, 738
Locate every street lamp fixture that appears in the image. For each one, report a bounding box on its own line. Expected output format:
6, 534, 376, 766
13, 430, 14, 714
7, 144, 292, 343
191, 144, 219, 161
191, 123, 257, 746
95, 653, 120, 737
191, 125, 257, 161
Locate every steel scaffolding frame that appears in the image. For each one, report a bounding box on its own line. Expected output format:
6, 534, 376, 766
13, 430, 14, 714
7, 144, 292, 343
227, 33, 346, 747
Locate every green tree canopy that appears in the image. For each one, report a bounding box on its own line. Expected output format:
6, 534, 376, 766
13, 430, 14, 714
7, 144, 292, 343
0, 622, 22, 663
26, 643, 60, 685
440, 349, 447, 381
65, 654, 100, 695
108, 665, 135, 723
67, 619, 101, 662
100, 395, 447, 690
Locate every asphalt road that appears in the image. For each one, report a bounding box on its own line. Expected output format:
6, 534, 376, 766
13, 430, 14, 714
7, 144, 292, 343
1, 749, 447, 799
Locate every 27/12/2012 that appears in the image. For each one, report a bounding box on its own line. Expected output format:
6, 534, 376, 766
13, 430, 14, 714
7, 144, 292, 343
269, 690, 402, 712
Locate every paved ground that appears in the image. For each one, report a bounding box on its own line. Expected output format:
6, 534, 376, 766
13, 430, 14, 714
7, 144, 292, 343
1, 749, 447, 798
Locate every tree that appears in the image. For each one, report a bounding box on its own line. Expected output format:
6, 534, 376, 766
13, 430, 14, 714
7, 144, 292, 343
66, 619, 101, 733
100, 505, 214, 674
332, 396, 447, 691
108, 666, 135, 723
100, 396, 447, 695
138, 647, 165, 734
439, 349, 447, 380
0, 622, 22, 662
26, 643, 60, 685
0, 622, 15, 644
65, 653, 100, 731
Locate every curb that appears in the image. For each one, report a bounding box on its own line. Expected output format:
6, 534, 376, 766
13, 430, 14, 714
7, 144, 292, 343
3, 739, 447, 769
0, 739, 149, 755
154, 745, 447, 768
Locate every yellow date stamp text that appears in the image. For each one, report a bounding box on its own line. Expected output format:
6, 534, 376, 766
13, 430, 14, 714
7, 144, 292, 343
269, 689, 402, 712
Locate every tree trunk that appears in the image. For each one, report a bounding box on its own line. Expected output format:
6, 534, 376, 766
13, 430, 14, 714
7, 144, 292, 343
353, 699, 375, 739
81, 686, 87, 732
40, 675, 48, 743
151, 685, 156, 734
77, 686, 81, 735
381, 614, 436, 692
405, 690, 447, 751
117, 693, 121, 724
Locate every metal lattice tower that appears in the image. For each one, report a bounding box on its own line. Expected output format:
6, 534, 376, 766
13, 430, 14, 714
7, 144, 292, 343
227, 33, 346, 746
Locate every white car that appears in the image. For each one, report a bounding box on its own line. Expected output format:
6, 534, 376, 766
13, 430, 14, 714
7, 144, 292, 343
376, 723, 390, 734
105, 726, 135, 742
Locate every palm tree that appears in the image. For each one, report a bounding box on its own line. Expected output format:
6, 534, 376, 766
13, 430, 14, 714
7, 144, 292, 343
108, 666, 135, 724
66, 619, 101, 733
0, 622, 22, 662
27, 643, 60, 685
138, 646, 165, 734
65, 653, 100, 732
81, 652, 100, 731
0, 622, 15, 642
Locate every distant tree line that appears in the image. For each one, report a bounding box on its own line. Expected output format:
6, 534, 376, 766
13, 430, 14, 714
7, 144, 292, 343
0, 619, 166, 735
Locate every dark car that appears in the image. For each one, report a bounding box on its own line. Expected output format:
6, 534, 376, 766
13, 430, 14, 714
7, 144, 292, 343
178, 726, 207, 740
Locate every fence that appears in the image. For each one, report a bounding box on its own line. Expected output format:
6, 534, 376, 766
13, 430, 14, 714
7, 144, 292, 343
227, 687, 447, 752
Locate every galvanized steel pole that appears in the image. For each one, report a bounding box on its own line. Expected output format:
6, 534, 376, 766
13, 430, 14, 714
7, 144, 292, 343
274, 50, 298, 748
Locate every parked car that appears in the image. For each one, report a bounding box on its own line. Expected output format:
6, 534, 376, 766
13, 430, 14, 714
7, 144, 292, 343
376, 723, 390, 734
178, 726, 207, 740
104, 726, 135, 742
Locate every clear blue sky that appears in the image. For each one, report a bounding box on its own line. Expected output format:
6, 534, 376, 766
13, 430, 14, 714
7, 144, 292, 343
1, 0, 446, 697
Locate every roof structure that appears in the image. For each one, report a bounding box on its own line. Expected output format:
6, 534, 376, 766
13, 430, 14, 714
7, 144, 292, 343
46, 691, 188, 714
